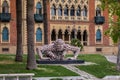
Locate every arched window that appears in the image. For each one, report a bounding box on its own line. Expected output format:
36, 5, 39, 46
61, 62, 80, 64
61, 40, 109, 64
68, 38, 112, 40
70, 5, 75, 16
58, 29, 63, 39
83, 30, 87, 46
64, 5, 69, 16
51, 29, 56, 41
2, 27, 9, 42
76, 6, 81, 16
36, 2, 42, 14
58, 5, 62, 16
83, 5, 87, 17
64, 29, 69, 41
77, 30, 81, 41
2, 0, 9, 13
36, 28, 42, 42
96, 6, 101, 16
71, 29, 76, 39
96, 29, 101, 42
51, 4, 56, 16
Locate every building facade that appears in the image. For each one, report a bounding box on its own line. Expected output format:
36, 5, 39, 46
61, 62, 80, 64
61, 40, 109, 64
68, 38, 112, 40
0, 0, 118, 54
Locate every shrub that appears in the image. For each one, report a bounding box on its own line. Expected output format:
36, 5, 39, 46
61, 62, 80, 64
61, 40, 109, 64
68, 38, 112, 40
70, 38, 83, 51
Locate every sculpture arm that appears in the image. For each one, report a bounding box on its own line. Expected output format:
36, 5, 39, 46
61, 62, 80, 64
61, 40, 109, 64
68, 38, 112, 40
36, 44, 56, 60
64, 44, 80, 59
36, 47, 50, 60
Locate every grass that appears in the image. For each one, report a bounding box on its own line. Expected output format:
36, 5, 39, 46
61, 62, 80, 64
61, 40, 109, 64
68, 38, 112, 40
0, 54, 78, 77
0, 54, 120, 78
76, 54, 120, 78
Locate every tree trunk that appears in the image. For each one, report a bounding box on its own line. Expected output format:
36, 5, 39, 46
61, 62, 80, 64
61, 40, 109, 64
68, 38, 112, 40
26, 0, 37, 70
43, 0, 49, 44
117, 42, 120, 71
15, 0, 23, 62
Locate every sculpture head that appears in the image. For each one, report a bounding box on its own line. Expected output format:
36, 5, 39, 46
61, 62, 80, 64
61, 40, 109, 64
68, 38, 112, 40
54, 39, 65, 51
54, 39, 65, 45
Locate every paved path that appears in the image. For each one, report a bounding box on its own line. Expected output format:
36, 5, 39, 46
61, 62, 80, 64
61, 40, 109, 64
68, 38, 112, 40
62, 65, 100, 80
34, 76, 85, 80
104, 55, 117, 63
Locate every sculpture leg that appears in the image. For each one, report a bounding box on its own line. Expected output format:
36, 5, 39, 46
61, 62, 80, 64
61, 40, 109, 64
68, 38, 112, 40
73, 48, 80, 59
36, 48, 43, 59
45, 51, 56, 60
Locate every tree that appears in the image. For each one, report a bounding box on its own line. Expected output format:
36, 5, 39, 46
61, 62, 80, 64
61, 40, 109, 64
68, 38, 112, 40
26, 0, 37, 70
15, 0, 23, 62
43, 0, 49, 44
100, 0, 120, 71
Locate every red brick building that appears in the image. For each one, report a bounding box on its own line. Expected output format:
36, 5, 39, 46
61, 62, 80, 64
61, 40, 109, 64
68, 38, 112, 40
0, 0, 117, 54
0, 0, 17, 53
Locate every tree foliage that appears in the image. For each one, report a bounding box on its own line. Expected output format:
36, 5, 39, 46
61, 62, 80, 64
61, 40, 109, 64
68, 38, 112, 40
101, 0, 120, 43
101, 0, 120, 14
104, 22, 120, 43
100, 0, 120, 71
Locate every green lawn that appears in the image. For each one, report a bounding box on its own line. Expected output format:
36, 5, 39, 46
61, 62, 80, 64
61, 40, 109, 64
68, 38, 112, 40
76, 54, 120, 78
0, 54, 78, 77
0, 54, 120, 78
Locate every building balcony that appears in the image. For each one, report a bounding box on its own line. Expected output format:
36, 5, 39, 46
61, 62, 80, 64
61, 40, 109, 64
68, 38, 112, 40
0, 13, 11, 22
34, 14, 43, 23
94, 16, 105, 25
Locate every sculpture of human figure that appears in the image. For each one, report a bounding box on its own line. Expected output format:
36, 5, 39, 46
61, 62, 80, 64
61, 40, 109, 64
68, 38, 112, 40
36, 39, 80, 60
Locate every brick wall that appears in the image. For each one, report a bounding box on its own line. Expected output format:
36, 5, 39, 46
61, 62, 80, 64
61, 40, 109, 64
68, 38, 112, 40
10, 0, 17, 45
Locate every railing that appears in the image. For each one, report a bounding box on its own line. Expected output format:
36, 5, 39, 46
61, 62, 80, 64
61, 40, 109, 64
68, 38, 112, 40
77, 17, 81, 20
51, 16, 89, 21
0, 73, 34, 80
34, 14, 43, 23
94, 16, 105, 25
64, 16, 69, 20
0, 13, 11, 22
58, 16, 62, 20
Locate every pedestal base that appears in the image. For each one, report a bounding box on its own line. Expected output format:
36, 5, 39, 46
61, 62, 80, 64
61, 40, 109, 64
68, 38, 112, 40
36, 60, 85, 64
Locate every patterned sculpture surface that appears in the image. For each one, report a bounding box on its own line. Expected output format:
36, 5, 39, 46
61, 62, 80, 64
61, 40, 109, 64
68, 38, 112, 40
36, 39, 80, 60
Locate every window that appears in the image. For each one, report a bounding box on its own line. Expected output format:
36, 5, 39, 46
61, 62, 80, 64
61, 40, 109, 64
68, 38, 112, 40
51, 29, 56, 41
83, 30, 87, 45
58, 5, 62, 16
51, 4, 56, 16
64, 29, 69, 41
2, 27, 9, 42
2, 48, 9, 52
58, 29, 63, 39
76, 6, 81, 16
83, 6, 87, 17
77, 30, 81, 41
70, 5, 75, 16
36, 2, 42, 14
96, 29, 101, 42
64, 5, 69, 16
96, 48, 102, 52
2, 0, 9, 13
96, 6, 101, 16
36, 28, 42, 42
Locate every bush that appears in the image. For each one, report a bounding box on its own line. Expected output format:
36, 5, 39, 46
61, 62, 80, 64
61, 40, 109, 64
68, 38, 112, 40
70, 38, 83, 51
